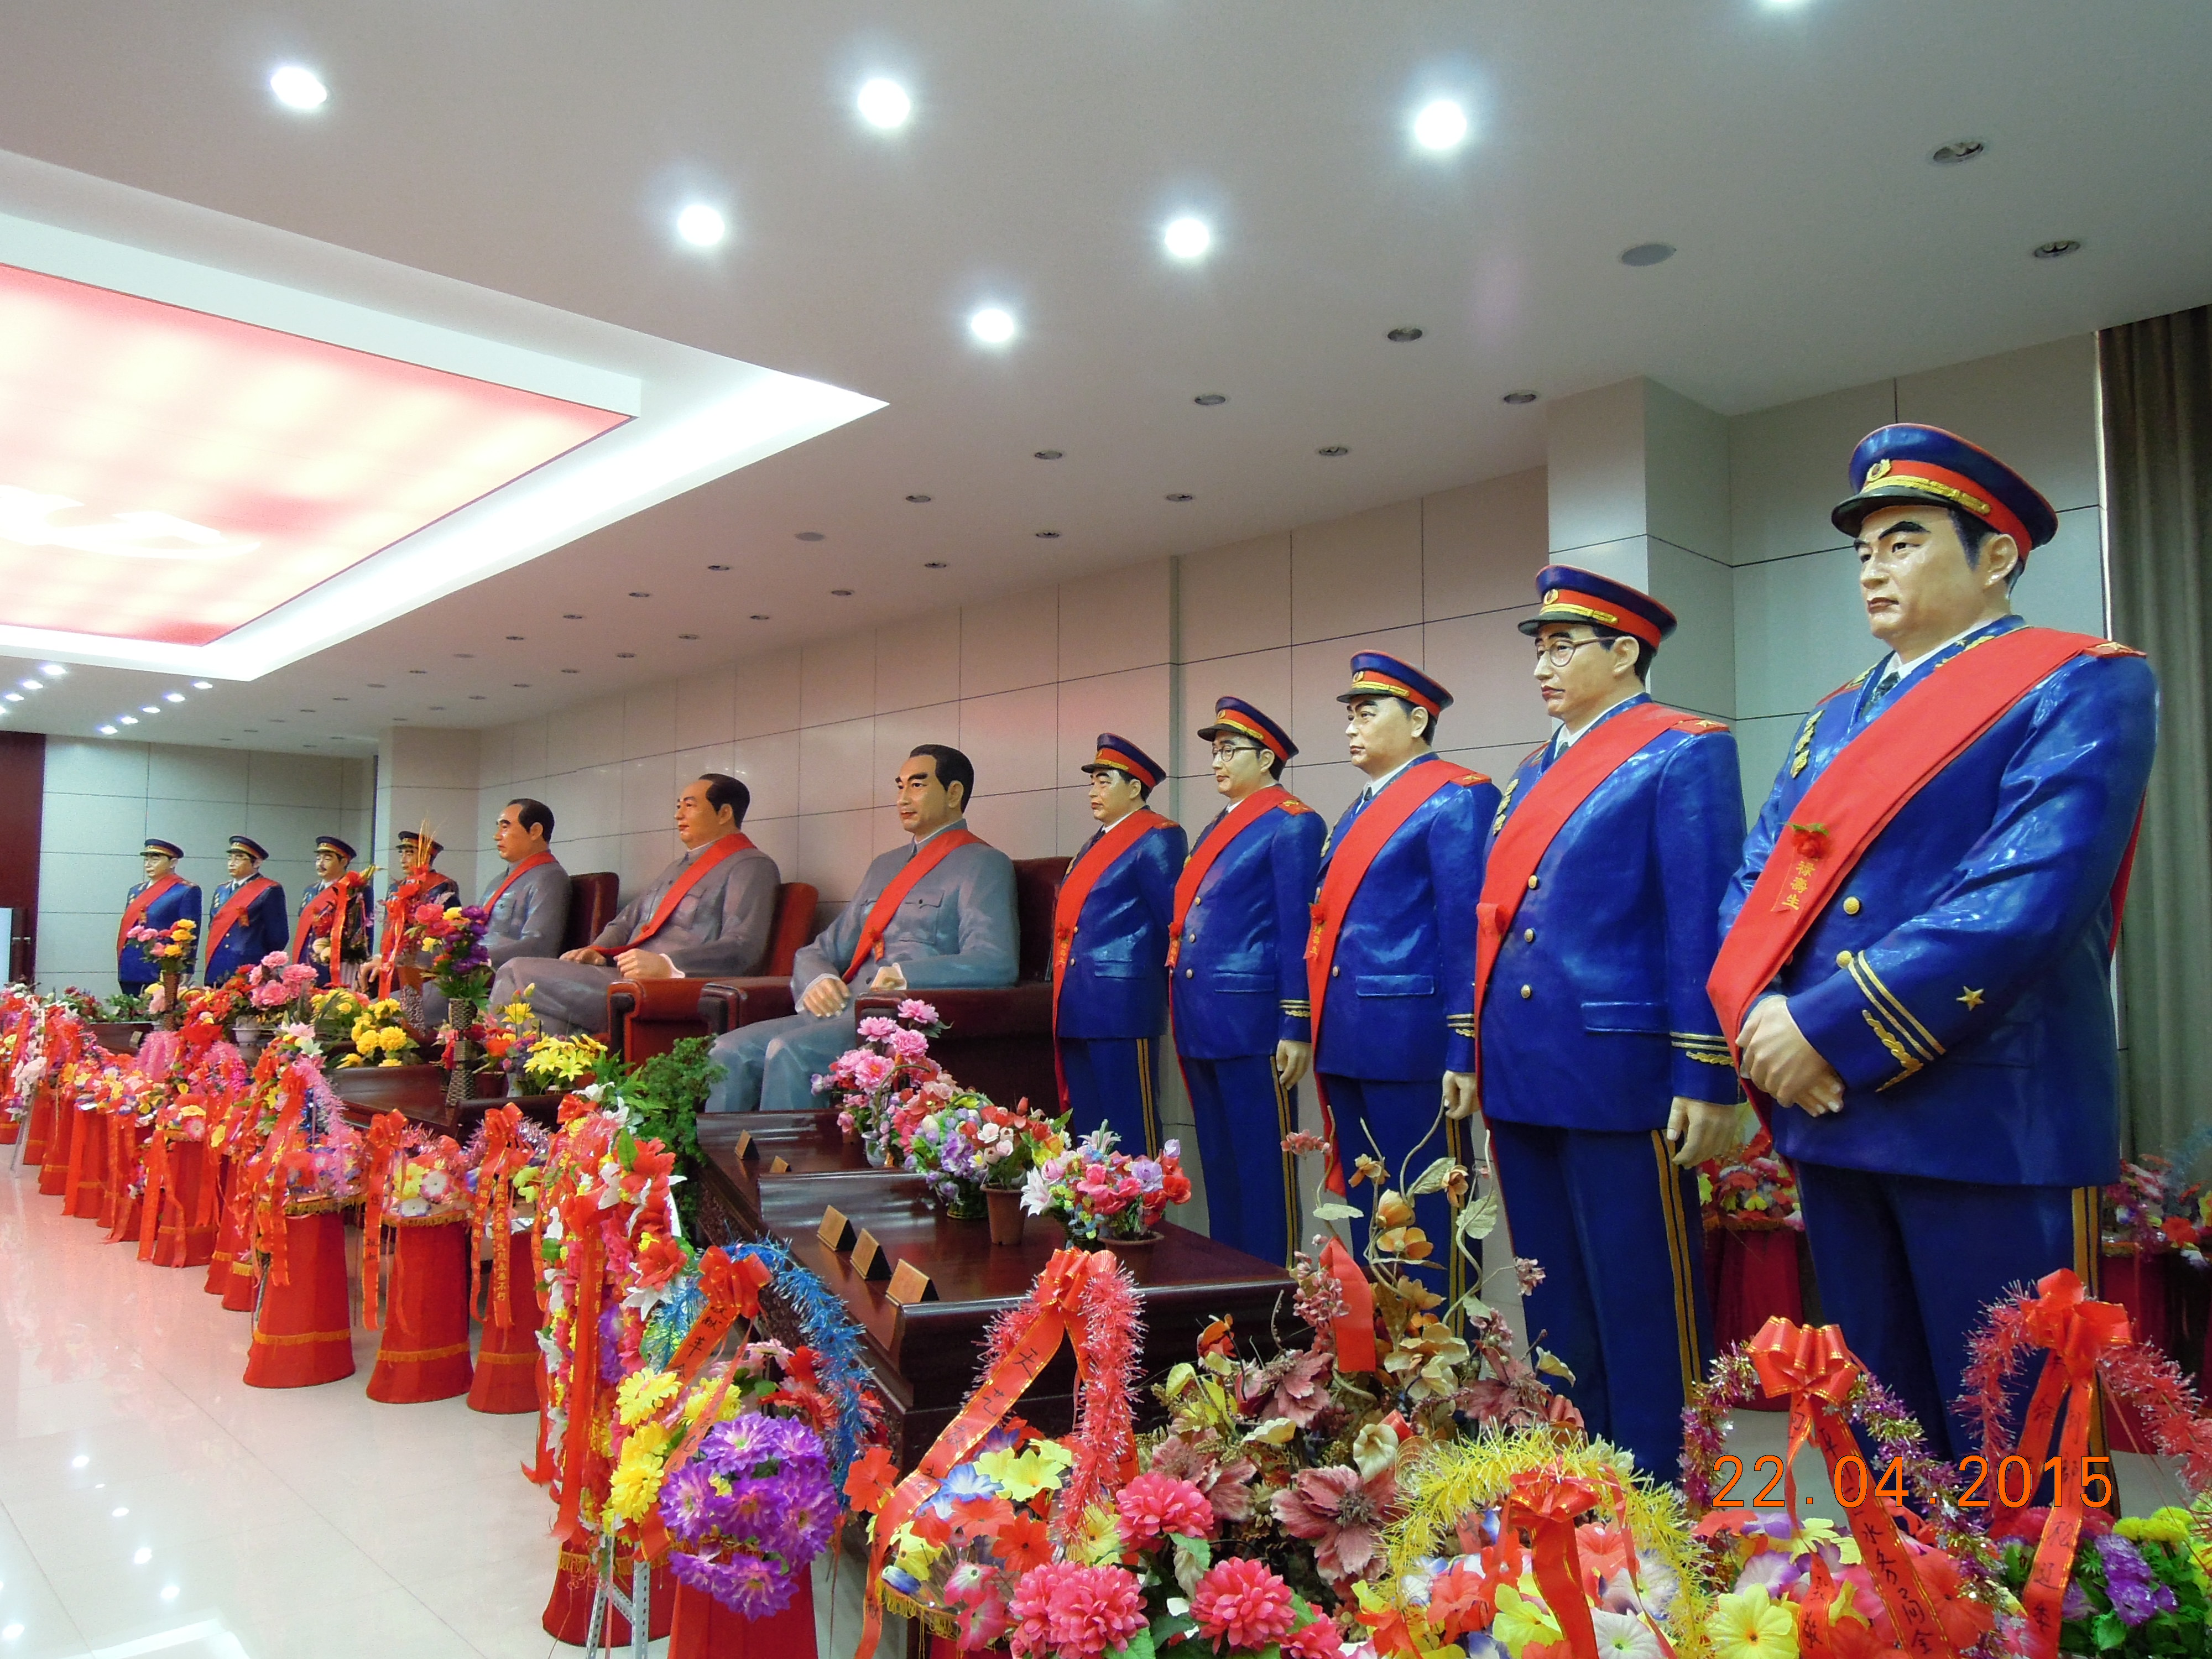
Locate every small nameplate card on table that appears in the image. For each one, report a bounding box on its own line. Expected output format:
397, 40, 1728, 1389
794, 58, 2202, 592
886, 1259, 937, 1306
818, 1205, 856, 1253
733, 1129, 754, 1161
768, 1155, 791, 1175
851, 1228, 894, 1281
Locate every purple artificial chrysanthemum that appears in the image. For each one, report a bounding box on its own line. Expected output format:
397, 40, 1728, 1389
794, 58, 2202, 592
721, 1475, 780, 1539
670, 1548, 799, 1620
660, 1463, 722, 1547
2095, 1534, 2178, 1626
598, 1308, 627, 1384
2061, 1582, 2094, 1623
757, 1415, 828, 1476
698, 1414, 770, 1478
764, 1468, 840, 1563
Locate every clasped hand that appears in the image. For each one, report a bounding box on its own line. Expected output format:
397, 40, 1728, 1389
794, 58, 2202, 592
1736, 995, 1845, 1116
800, 961, 907, 1019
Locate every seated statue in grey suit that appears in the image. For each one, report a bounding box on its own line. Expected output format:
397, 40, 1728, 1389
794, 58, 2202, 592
492, 774, 779, 1035
424, 795, 573, 1029
705, 745, 1016, 1112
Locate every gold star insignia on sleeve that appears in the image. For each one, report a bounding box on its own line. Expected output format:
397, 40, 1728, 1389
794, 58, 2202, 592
1958, 987, 1985, 1010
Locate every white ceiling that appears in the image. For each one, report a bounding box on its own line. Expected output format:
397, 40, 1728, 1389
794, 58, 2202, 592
2, 0, 2209, 750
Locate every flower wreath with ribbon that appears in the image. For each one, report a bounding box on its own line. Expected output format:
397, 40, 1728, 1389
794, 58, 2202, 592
851, 1245, 1144, 1659
1682, 1319, 2005, 1659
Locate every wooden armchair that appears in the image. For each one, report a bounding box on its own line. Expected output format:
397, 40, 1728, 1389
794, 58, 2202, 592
562, 872, 620, 953
607, 881, 817, 1062
850, 854, 1068, 1113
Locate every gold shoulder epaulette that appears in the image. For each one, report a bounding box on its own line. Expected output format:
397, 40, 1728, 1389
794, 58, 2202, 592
2090, 640, 2147, 659
1449, 768, 1493, 787
1672, 716, 1729, 734
1278, 798, 1312, 815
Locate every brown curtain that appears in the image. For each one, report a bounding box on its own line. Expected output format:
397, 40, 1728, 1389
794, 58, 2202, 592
2101, 306, 2212, 1159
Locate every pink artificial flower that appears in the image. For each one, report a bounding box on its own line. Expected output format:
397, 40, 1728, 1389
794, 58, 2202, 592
896, 999, 939, 1025
1149, 1438, 1259, 1523
1270, 1463, 1401, 1583
888, 1025, 930, 1061
1283, 1618, 1344, 1659
857, 1016, 900, 1042
1114, 1472, 1217, 1548
259, 951, 289, 971
1007, 1563, 1146, 1659
1191, 1558, 1297, 1652
848, 1051, 895, 1092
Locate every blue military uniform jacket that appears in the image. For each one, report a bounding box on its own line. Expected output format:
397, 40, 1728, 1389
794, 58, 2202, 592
205, 878, 290, 984
118, 878, 202, 984
1481, 696, 1745, 1130
1314, 753, 1496, 1081
1723, 616, 2158, 1187
1057, 816, 1186, 1041
1171, 796, 1325, 1060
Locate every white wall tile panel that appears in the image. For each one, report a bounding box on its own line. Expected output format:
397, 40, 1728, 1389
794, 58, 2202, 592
1291, 502, 1422, 644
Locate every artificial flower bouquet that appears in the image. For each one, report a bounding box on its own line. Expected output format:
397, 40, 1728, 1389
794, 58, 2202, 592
242, 952, 320, 1023
524, 1031, 607, 1092
481, 994, 542, 1078
2104, 1154, 2204, 1259
100, 988, 150, 1021
314, 989, 421, 1067
909, 1092, 1068, 1217
388, 1131, 468, 1220
1996, 1506, 2212, 1659
1021, 1124, 1191, 1242
813, 999, 948, 1164
409, 900, 495, 1006
1697, 1124, 1803, 1233
127, 916, 197, 975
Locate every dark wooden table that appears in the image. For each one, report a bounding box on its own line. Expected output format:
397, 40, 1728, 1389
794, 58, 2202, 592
696, 1139, 1297, 1466
693, 1113, 882, 1237
327, 1065, 561, 1138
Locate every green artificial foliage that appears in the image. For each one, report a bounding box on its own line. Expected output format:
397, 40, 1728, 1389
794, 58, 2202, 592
604, 1036, 723, 1232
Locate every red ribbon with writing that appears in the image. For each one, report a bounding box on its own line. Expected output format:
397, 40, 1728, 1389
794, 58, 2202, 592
550, 1193, 607, 1545
1989, 1270, 2130, 1659
1747, 1318, 1958, 1659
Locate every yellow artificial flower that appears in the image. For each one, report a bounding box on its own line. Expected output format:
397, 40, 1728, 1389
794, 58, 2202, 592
893, 1530, 943, 1580
605, 1447, 665, 1521
1493, 1585, 1563, 1653
1709, 1588, 1799, 1659
616, 1368, 680, 1427
975, 1439, 1073, 1503
2118, 1506, 2193, 1547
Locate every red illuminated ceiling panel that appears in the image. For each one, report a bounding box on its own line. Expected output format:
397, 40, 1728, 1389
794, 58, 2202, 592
0, 263, 630, 646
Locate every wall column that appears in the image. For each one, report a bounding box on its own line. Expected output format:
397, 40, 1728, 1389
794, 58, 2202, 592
374, 728, 484, 900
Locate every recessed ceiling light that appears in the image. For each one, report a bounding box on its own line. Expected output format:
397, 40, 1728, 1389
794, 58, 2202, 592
856, 77, 912, 130
1620, 242, 1676, 267
1412, 99, 1470, 153
749, 613, 770, 620
111, 1507, 128, 1519
615, 651, 637, 659
408, 669, 427, 675
1317, 446, 1350, 458
1033, 450, 1063, 461
677, 635, 700, 641
119, 715, 138, 724
924, 560, 948, 569
1165, 493, 1194, 502
505, 634, 525, 640
140, 705, 159, 714
676, 205, 727, 248
19, 679, 41, 690
268, 65, 328, 111
1193, 393, 1227, 406
331, 696, 348, 702
41, 663, 66, 676
1162, 217, 1212, 260
1931, 138, 1985, 165
706, 565, 730, 572
366, 683, 387, 688
830, 588, 855, 597
969, 307, 1018, 346
795, 531, 826, 541
561, 667, 580, 674
1386, 326, 1425, 343
98, 724, 117, 735
1034, 530, 1061, 539
191, 680, 212, 689
562, 613, 585, 620
628, 591, 652, 598
1502, 389, 1540, 405
165, 692, 186, 703
2033, 239, 2082, 259
160, 1585, 179, 1602
905, 493, 932, 503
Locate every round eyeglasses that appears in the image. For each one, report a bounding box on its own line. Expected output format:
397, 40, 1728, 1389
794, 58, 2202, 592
1533, 637, 1613, 669
1209, 742, 1261, 761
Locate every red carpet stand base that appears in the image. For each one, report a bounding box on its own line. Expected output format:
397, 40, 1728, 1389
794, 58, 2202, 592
61, 1108, 106, 1215
19, 1084, 53, 1162
34, 1095, 69, 1195
366, 1217, 474, 1404
101, 1121, 144, 1242
242, 1208, 357, 1388
1704, 1225, 1803, 1413
542, 1545, 673, 1646
669, 1571, 816, 1659
468, 1228, 544, 1415
145, 1139, 218, 1269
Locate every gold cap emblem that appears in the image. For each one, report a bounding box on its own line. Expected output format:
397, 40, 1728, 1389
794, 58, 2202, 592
1543, 588, 1561, 604
1864, 458, 1893, 484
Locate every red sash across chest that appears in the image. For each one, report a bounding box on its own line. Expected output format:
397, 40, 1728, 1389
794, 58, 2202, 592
484, 850, 559, 916
842, 827, 982, 979
117, 873, 183, 956
1166, 785, 1296, 968
203, 877, 276, 963
1052, 811, 1174, 998
628, 834, 755, 950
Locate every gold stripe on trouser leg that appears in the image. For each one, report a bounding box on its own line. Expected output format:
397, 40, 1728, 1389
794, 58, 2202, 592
1274, 1070, 1298, 1268
1446, 1114, 1469, 1321
1136, 1038, 1159, 1156
2074, 1185, 2114, 1481
1650, 1132, 1700, 1402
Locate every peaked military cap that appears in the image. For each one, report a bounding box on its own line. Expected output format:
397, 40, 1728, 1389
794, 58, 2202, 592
1196, 696, 1297, 763
1081, 734, 1166, 791
314, 835, 357, 860
143, 838, 184, 859
1337, 651, 1452, 718
1832, 422, 2058, 560
227, 835, 269, 862
1520, 564, 1678, 648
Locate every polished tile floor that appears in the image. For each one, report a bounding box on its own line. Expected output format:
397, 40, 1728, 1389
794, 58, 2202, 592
0, 1159, 873, 1659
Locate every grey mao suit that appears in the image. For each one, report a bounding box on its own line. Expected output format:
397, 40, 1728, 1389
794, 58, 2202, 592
492, 838, 779, 1034
703, 824, 1017, 1112
424, 856, 571, 1027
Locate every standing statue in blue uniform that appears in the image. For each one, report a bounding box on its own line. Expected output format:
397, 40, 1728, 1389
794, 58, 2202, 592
1052, 735, 1186, 1154
291, 836, 373, 990
1714, 424, 2158, 1459
1306, 655, 1495, 1295
204, 836, 289, 985
1472, 567, 1744, 1476
1168, 699, 1324, 1266
116, 837, 201, 996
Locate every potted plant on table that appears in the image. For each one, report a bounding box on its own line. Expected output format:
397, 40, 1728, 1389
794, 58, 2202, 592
1021, 1123, 1190, 1255
813, 999, 948, 1167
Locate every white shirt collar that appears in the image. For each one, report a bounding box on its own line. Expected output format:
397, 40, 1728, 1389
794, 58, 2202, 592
1551, 691, 1647, 753
1887, 619, 2004, 681
1358, 753, 1423, 799
1095, 805, 1141, 833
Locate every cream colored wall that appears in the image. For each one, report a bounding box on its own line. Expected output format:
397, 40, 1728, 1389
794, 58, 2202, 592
35, 740, 375, 995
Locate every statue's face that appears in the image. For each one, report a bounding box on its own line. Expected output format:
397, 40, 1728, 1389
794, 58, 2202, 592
1856, 503, 2017, 648
314, 848, 345, 880
226, 849, 257, 879
1086, 768, 1145, 823
142, 851, 175, 880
